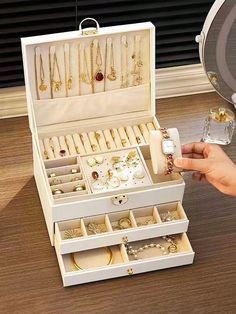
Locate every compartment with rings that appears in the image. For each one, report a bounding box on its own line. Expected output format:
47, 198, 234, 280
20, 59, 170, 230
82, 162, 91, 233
81, 147, 152, 194
55, 202, 189, 254
44, 156, 90, 198
55, 232, 194, 286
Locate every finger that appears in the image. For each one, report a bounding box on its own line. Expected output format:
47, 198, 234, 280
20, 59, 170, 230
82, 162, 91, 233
174, 157, 209, 172
192, 171, 206, 182
182, 153, 203, 159
182, 142, 208, 155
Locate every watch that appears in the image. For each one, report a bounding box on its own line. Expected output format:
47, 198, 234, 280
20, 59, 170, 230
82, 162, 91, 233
160, 128, 175, 174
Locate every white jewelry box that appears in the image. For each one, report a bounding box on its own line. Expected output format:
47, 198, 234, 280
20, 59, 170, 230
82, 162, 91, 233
21, 19, 194, 286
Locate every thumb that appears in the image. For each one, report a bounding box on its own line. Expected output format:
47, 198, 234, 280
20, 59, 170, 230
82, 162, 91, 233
174, 157, 209, 172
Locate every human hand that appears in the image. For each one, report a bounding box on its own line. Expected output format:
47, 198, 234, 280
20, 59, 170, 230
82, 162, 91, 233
174, 142, 236, 196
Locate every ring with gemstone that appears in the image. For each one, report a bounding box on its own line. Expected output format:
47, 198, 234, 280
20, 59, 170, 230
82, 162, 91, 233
59, 149, 66, 157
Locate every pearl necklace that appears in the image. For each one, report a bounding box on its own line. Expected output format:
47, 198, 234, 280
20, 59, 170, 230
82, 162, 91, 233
125, 236, 178, 260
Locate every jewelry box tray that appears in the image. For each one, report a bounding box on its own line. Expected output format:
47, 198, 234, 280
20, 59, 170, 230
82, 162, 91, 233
55, 233, 194, 287
55, 202, 189, 255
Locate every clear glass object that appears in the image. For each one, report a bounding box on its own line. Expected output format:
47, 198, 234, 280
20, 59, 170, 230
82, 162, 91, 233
202, 107, 235, 145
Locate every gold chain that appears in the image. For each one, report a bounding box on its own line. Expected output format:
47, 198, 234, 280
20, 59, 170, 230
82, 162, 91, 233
39, 54, 47, 91
80, 47, 91, 85
107, 40, 116, 81
94, 42, 104, 82
121, 37, 129, 88
51, 50, 62, 92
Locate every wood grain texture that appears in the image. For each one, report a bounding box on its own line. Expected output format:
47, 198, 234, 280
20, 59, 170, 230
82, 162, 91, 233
0, 92, 236, 314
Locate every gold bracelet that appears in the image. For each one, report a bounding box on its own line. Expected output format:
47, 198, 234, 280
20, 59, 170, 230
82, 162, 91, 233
71, 247, 113, 270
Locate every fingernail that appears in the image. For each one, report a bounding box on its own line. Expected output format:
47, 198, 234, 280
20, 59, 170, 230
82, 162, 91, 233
174, 158, 182, 167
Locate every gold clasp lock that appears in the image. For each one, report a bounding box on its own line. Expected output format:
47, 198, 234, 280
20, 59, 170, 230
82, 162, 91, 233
112, 194, 128, 205
127, 268, 133, 275
122, 236, 128, 244
79, 17, 100, 36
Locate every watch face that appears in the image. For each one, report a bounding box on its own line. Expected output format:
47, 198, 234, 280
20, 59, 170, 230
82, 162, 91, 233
162, 139, 175, 155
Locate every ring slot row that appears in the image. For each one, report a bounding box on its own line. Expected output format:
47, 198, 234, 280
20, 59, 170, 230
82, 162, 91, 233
51, 180, 89, 199
40, 122, 157, 160
49, 173, 83, 186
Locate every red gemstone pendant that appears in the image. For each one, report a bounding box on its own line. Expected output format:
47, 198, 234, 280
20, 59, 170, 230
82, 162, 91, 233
95, 71, 104, 81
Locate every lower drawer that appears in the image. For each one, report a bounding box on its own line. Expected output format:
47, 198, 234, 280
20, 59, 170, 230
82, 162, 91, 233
55, 233, 194, 287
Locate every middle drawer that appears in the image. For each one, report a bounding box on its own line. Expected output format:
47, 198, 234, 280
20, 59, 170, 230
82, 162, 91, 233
55, 201, 189, 254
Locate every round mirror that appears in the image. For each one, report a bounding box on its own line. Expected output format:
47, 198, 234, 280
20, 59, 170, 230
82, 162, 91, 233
197, 0, 236, 105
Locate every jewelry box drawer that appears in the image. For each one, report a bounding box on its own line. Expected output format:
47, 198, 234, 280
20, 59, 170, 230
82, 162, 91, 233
55, 233, 194, 287
55, 202, 189, 255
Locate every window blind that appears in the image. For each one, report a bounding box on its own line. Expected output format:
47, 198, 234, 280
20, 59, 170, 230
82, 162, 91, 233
0, 0, 215, 89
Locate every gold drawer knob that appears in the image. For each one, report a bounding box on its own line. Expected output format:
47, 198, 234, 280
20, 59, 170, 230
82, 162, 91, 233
127, 268, 134, 275
122, 236, 128, 243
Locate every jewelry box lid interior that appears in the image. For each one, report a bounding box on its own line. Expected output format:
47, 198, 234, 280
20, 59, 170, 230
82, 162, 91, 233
21, 21, 156, 134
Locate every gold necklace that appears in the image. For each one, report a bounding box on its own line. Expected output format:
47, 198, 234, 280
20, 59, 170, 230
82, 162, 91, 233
94, 42, 104, 81
121, 37, 129, 88
80, 47, 91, 84
107, 40, 116, 81
39, 53, 47, 91
65, 45, 72, 90
51, 51, 62, 92
131, 36, 143, 86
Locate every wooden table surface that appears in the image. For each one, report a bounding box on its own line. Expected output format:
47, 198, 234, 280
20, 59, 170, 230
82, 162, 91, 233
0, 92, 236, 314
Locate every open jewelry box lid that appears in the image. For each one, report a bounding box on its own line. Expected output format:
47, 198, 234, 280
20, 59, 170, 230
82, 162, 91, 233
21, 20, 156, 135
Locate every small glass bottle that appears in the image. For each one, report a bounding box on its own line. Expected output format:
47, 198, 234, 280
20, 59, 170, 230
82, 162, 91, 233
202, 107, 235, 145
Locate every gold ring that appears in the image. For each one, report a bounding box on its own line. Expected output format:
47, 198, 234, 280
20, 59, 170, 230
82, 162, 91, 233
121, 139, 126, 146
73, 184, 85, 192
118, 217, 132, 229
136, 136, 141, 144
71, 247, 113, 270
52, 188, 64, 195
91, 144, 98, 152
50, 178, 62, 185
107, 169, 113, 179
106, 141, 111, 149
75, 146, 80, 154
44, 151, 49, 159
95, 132, 101, 141
71, 168, 78, 174
70, 177, 80, 182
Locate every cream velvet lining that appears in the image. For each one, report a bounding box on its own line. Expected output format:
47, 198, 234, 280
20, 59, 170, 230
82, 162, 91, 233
61, 233, 192, 272
34, 83, 150, 126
